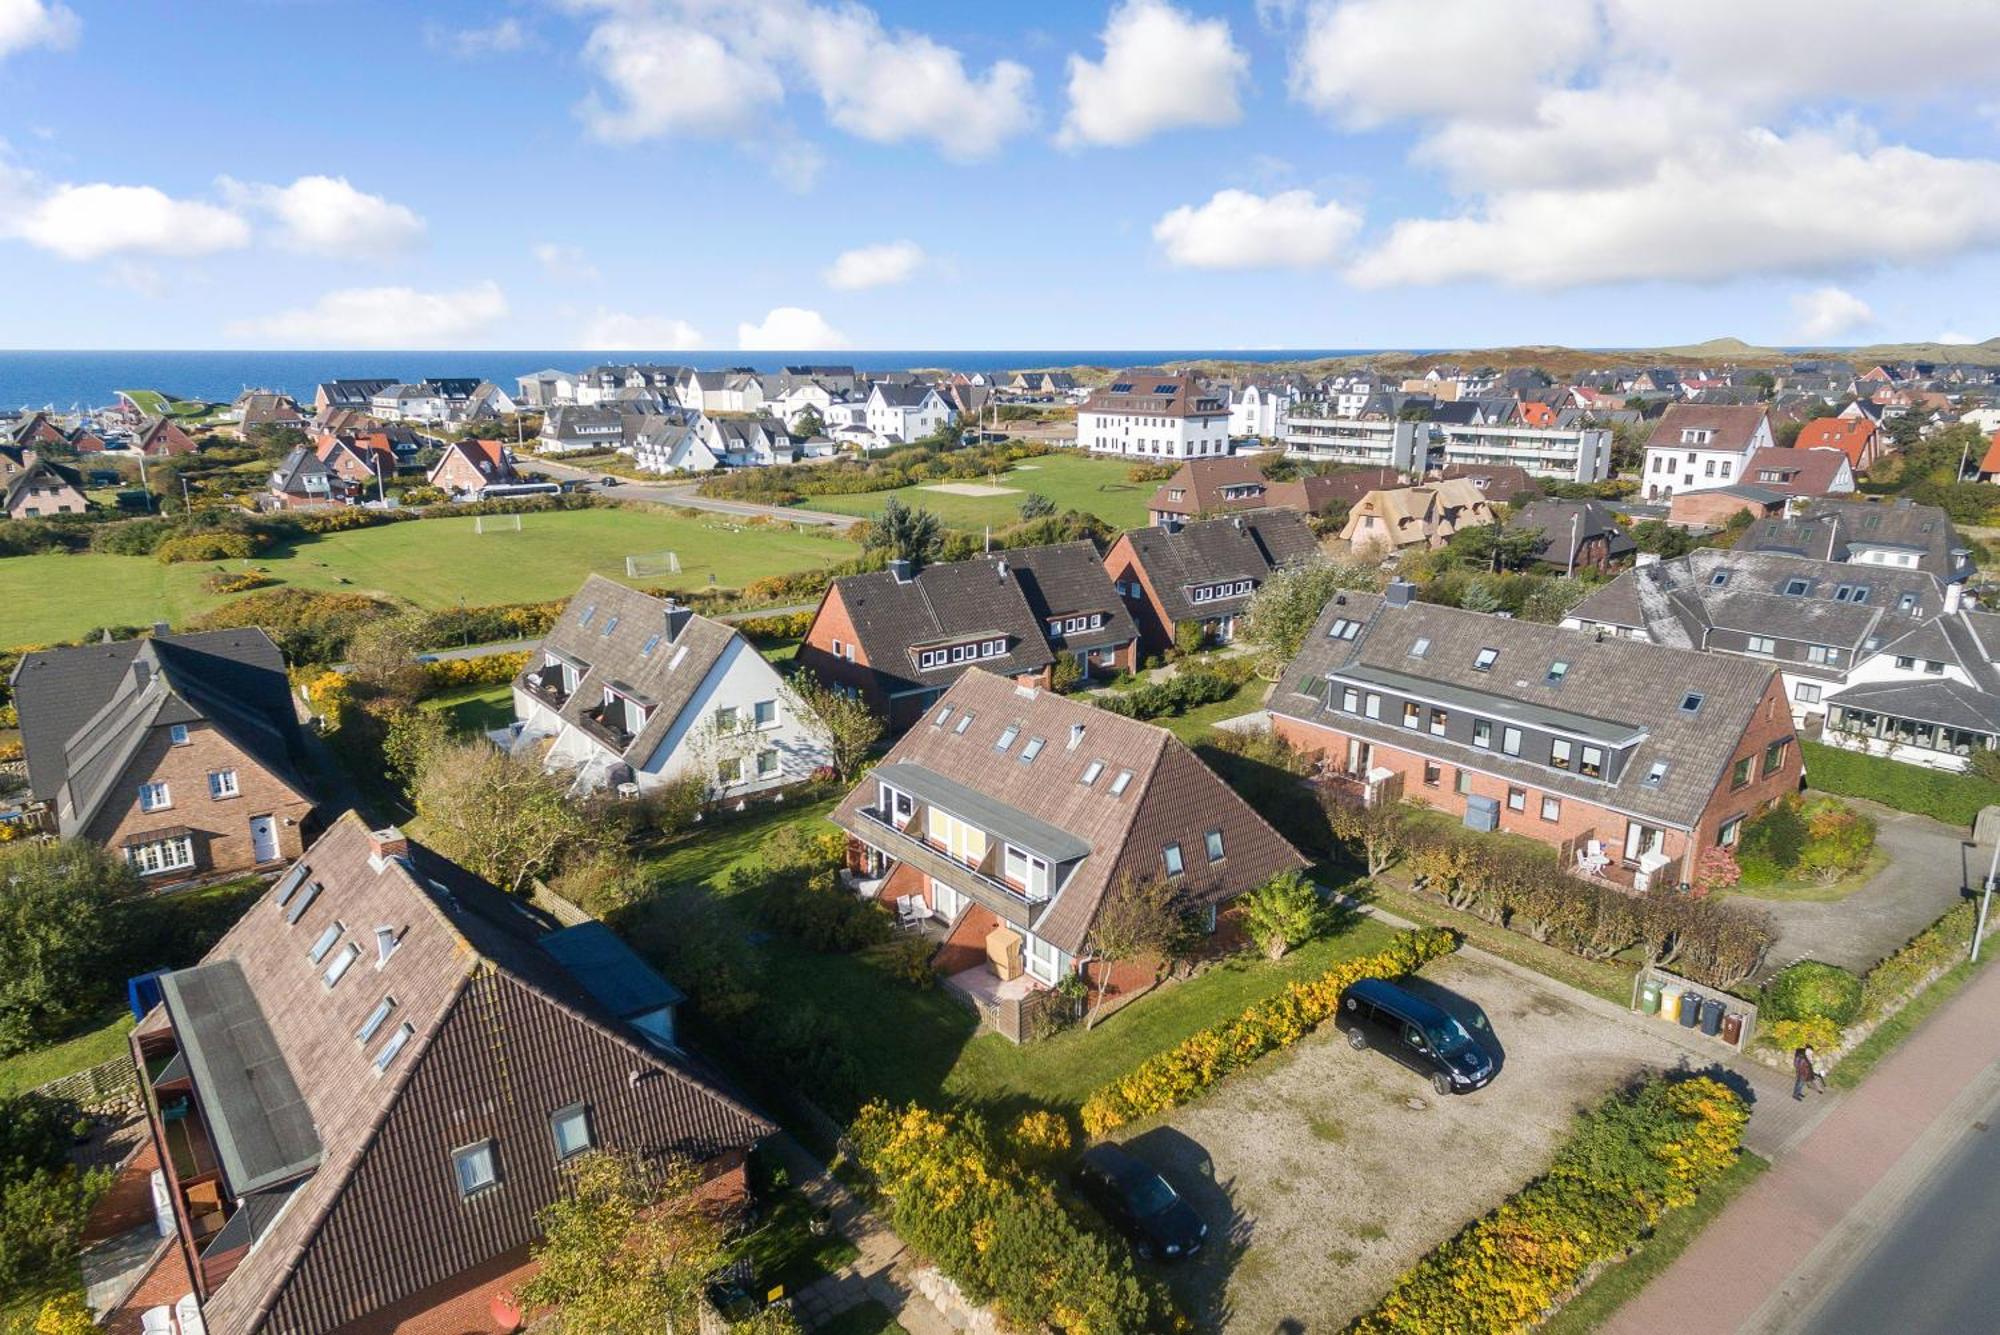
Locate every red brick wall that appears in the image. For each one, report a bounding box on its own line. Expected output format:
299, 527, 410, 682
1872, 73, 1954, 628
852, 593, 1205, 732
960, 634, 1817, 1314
1103, 533, 1174, 656
1690, 674, 1801, 854
934, 901, 1003, 977
798, 585, 900, 722
84, 720, 311, 880
1669, 490, 1779, 528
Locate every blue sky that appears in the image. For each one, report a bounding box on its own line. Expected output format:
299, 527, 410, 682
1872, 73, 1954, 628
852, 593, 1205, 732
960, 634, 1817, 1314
2, 0, 1999, 351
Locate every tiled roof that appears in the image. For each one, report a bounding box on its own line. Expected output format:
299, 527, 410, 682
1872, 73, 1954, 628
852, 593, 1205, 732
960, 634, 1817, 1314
1118, 512, 1320, 623
977, 542, 1138, 654
1080, 369, 1226, 419
1741, 446, 1850, 496
1740, 497, 1968, 579
1644, 403, 1770, 453
831, 557, 1055, 696
1507, 500, 1636, 566
1795, 417, 1879, 466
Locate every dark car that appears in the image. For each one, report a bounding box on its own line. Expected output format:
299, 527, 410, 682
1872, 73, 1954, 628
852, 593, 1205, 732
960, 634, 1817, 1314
1336, 977, 1498, 1095
1073, 1143, 1206, 1261
600, 475, 621, 487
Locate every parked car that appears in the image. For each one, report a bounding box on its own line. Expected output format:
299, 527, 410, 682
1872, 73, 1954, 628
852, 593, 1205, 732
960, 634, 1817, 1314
600, 475, 621, 488
1336, 977, 1498, 1095
1073, 1143, 1206, 1261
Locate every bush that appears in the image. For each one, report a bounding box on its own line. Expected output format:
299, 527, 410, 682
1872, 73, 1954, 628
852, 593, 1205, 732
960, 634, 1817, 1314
0, 842, 140, 1055
156, 530, 258, 563
1094, 657, 1254, 722
1762, 1015, 1843, 1053
1080, 927, 1459, 1135
1350, 1077, 1746, 1334
203, 569, 275, 594
1762, 960, 1864, 1027
87, 516, 177, 556
1237, 870, 1322, 959
734, 610, 814, 642
1738, 795, 1874, 884
188, 587, 396, 664
1860, 900, 1979, 1021
1007, 1110, 1072, 1168
863, 935, 938, 989
1800, 739, 2000, 826
422, 651, 530, 693
0, 1094, 111, 1300
725, 828, 891, 953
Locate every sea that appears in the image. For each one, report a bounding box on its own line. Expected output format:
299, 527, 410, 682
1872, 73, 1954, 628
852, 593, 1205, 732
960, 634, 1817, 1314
0, 349, 1403, 411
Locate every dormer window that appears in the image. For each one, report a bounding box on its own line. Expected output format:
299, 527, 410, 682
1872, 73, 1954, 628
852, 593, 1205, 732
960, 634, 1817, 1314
376, 925, 401, 965
168, 724, 190, 746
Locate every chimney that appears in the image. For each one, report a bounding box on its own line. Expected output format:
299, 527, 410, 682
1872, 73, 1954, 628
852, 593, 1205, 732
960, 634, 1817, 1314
1384, 578, 1417, 608
994, 558, 1009, 580
152, 621, 170, 637
664, 597, 692, 642
1068, 722, 1086, 749
368, 827, 410, 871
1161, 517, 1183, 535
1946, 582, 1965, 615
888, 557, 915, 583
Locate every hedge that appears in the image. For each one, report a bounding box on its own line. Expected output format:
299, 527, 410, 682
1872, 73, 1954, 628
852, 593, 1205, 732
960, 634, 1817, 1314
1860, 899, 1980, 1020
422, 651, 530, 693
1094, 657, 1256, 722
1080, 926, 1458, 1136
1801, 739, 2000, 826
1349, 1076, 1746, 1334
734, 610, 813, 642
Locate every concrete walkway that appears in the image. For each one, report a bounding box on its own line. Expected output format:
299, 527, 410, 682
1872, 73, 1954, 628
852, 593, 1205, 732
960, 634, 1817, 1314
1606, 939, 2000, 1335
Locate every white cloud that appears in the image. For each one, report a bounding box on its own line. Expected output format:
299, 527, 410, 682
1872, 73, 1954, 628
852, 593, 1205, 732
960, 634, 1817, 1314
1057, 0, 1248, 148
11, 182, 248, 260
572, 0, 1033, 160
1349, 131, 2000, 289
229, 280, 507, 347
534, 242, 599, 283
1290, 0, 1597, 128
1937, 330, 1978, 345
580, 309, 704, 349
1153, 189, 1362, 269
737, 306, 848, 350
223, 175, 424, 258
1791, 286, 1874, 341
824, 240, 925, 290
0, 0, 78, 61
426, 17, 531, 58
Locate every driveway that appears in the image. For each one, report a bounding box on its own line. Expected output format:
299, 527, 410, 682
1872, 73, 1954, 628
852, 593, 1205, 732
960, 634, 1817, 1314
1108, 952, 1705, 1332
1743, 798, 1981, 981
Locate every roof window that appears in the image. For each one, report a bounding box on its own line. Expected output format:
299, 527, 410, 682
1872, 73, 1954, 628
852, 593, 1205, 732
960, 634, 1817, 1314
1408, 637, 1430, 659
1109, 769, 1135, 796
1546, 660, 1569, 685
1473, 647, 1499, 672
1642, 760, 1669, 788
579, 604, 597, 627
1783, 578, 1810, 596
307, 921, 344, 964
1679, 691, 1705, 714
954, 712, 974, 735
600, 615, 620, 637
374, 1022, 414, 1073
285, 881, 321, 925
640, 634, 662, 657
1020, 736, 1046, 763
934, 706, 953, 727
1709, 570, 1732, 587
1327, 617, 1360, 640
1080, 760, 1104, 786
323, 942, 361, 989
668, 645, 689, 670
995, 724, 1020, 751
356, 996, 396, 1044
273, 863, 310, 908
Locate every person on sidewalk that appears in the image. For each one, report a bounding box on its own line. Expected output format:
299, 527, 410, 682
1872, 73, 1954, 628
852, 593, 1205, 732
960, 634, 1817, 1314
1804, 1044, 1828, 1094
1794, 1046, 1818, 1101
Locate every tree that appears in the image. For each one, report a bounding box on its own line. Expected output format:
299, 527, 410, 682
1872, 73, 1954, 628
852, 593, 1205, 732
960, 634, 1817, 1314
783, 674, 882, 781
1082, 876, 1182, 1028
1629, 519, 1696, 558
345, 611, 433, 699
517, 1151, 729, 1333
791, 406, 825, 439
1238, 870, 1322, 959
1017, 491, 1056, 521
411, 742, 599, 894
380, 703, 451, 793
1448, 522, 1544, 573
1322, 791, 1409, 877
864, 497, 942, 568
1240, 553, 1384, 676
0, 842, 138, 1055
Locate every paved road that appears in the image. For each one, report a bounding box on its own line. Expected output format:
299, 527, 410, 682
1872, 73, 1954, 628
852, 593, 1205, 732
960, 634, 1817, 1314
514, 457, 861, 528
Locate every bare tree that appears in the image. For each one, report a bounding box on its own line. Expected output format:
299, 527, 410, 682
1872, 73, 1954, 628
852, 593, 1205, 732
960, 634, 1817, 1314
1081, 875, 1182, 1028
783, 674, 883, 781
1321, 790, 1410, 878
412, 741, 600, 894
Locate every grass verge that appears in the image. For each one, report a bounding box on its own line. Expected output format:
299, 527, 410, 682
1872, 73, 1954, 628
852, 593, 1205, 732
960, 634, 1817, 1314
1833, 947, 1995, 1090
1358, 878, 1637, 1008
0, 1012, 134, 1099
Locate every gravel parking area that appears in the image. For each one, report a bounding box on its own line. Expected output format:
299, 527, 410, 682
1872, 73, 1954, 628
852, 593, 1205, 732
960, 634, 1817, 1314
1108, 951, 1701, 1332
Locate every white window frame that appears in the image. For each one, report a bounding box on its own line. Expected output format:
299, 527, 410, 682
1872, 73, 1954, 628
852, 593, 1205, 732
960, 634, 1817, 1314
128, 836, 195, 877
452, 1140, 499, 1198
550, 1104, 593, 1161
208, 769, 239, 799
138, 781, 171, 813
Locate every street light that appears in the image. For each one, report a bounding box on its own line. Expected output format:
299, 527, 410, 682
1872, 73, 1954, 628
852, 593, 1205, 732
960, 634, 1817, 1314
1976, 835, 1998, 963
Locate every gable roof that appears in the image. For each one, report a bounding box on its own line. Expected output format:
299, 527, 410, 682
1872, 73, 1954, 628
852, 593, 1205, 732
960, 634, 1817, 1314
1116, 511, 1320, 623
1740, 446, 1851, 496
1507, 499, 1636, 566
830, 670, 1303, 954
1740, 497, 1969, 579
1644, 403, 1770, 453
1794, 416, 1880, 466
975, 541, 1138, 654
828, 557, 1054, 696
134, 417, 198, 456
1080, 369, 1227, 419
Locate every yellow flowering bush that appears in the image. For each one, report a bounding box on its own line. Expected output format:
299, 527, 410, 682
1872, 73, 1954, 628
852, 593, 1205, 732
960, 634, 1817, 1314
423, 651, 530, 692
1349, 1076, 1747, 1333
1761, 1015, 1842, 1056
1080, 927, 1459, 1136
1008, 1109, 1072, 1166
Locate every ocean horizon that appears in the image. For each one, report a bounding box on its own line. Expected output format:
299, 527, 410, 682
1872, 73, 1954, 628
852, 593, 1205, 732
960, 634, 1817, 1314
0, 348, 1428, 410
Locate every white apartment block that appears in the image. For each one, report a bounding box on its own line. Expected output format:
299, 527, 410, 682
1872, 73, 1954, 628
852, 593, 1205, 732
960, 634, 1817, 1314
1077, 371, 1230, 459
1437, 423, 1613, 483
1281, 411, 1424, 472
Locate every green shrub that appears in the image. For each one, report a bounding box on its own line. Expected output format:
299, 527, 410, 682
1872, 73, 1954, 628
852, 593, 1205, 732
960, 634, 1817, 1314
1762, 961, 1864, 1027
863, 935, 938, 989
1860, 901, 1979, 1020
0, 1093, 112, 1298
1739, 800, 1808, 870
0, 842, 141, 1055
1094, 657, 1255, 721
87, 516, 177, 555
1238, 870, 1323, 959
155, 530, 259, 563
1801, 740, 2000, 826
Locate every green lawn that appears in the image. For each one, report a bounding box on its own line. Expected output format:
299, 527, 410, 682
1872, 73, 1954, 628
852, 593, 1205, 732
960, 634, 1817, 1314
0, 507, 860, 648
421, 684, 515, 737
800, 453, 1154, 531
0, 1011, 134, 1099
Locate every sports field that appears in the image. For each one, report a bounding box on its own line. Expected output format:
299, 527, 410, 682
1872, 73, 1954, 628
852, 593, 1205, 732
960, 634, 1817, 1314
0, 507, 857, 648
800, 452, 1153, 531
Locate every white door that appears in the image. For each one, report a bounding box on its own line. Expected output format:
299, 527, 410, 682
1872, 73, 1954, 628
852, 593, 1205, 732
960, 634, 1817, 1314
249, 815, 279, 864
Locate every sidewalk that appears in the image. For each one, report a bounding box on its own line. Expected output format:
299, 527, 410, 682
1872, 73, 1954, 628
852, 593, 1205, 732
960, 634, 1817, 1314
1606, 947, 2000, 1334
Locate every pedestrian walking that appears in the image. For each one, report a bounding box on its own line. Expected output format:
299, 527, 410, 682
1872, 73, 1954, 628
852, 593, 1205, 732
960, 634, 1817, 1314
1793, 1046, 1816, 1101
1804, 1044, 1828, 1093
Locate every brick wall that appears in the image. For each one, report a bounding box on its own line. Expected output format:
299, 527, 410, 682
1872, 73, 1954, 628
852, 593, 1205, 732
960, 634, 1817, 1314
1690, 674, 1801, 853
1103, 534, 1174, 656
799, 585, 887, 713
83, 719, 312, 880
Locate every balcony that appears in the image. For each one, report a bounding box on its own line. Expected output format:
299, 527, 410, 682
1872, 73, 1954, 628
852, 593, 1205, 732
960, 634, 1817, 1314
855, 806, 1038, 929
525, 668, 572, 707
578, 703, 636, 751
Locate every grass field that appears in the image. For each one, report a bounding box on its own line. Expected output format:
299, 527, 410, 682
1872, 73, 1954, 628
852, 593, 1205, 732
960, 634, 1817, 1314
0, 507, 860, 648
800, 453, 1154, 531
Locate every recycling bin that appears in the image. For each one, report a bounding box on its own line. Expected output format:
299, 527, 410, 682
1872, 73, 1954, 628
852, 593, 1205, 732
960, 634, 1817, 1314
1699, 997, 1724, 1036
1639, 978, 1662, 1015
1721, 1011, 1744, 1045
1660, 984, 1682, 1022
1678, 991, 1701, 1027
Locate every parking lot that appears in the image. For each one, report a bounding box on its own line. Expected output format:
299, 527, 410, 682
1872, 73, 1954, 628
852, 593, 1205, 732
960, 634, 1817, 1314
1107, 951, 1705, 1332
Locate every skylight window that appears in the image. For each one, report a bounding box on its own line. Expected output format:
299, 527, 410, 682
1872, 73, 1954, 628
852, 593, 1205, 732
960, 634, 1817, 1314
601, 615, 620, 636
1679, 692, 1705, 714
1327, 617, 1359, 639
322, 942, 361, 989
1109, 769, 1134, 796
1783, 578, 1810, 596
954, 712, 974, 735
995, 724, 1020, 751
1020, 736, 1046, 762
1546, 660, 1569, 685
1473, 647, 1499, 672
374, 1022, 414, 1073
1409, 637, 1431, 658
1080, 760, 1104, 786
273, 864, 310, 908
286, 881, 321, 925
307, 921, 344, 964
357, 996, 396, 1044
1709, 570, 1732, 587
579, 604, 597, 627
1642, 760, 1669, 787
640, 634, 662, 657
934, 706, 953, 727
668, 645, 689, 670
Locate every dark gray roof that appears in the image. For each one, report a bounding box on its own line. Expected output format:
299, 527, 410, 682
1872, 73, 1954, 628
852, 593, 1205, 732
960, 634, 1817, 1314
270, 446, 333, 495
1507, 500, 1636, 566
870, 382, 941, 408
160, 961, 321, 1194
1823, 677, 2000, 733
1741, 498, 1969, 579
831, 559, 1054, 697
540, 922, 686, 1019
977, 542, 1138, 654
1117, 512, 1320, 623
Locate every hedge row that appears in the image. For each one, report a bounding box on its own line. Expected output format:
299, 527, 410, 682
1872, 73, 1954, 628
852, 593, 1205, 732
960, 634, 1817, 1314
733, 610, 814, 642
422, 651, 530, 693
1860, 899, 1981, 1021
1801, 739, 2000, 827
1094, 658, 1256, 722
1080, 926, 1458, 1136
1350, 1076, 1746, 1334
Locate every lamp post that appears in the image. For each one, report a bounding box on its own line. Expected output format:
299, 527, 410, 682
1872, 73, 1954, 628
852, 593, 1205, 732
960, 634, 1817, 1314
1975, 834, 1998, 963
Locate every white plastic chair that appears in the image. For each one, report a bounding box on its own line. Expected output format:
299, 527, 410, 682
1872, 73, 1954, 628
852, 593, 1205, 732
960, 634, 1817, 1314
1576, 839, 1611, 875
140, 1309, 174, 1335
894, 894, 919, 930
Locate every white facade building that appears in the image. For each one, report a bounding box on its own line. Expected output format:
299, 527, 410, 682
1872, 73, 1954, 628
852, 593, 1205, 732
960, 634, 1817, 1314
1077, 371, 1230, 459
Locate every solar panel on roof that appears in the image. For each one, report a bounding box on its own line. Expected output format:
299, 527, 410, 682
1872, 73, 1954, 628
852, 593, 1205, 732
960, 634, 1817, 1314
1110, 382, 1134, 392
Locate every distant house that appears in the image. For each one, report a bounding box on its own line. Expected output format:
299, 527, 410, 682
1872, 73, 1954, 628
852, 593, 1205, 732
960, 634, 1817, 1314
1432, 462, 1538, 503
235, 392, 306, 434
1146, 456, 1392, 524
133, 417, 200, 458
0, 446, 87, 519
10, 410, 69, 448
509, 575, 829, 797
267, 446, 350, 509
315, 433, 397, 490
1077, 370, 1231, 460
370, 383, 449, 423
1738, 497, 1972, 581
515, 367, 579, 408
538, 404, 630, 456
1338, 480, 1495, 556
1227, 380, 1296, 439
1666, 484, 1789, 531
427, 438, 518, 498
678, 370, 766, 416
1639, 404, 1774, 500
865, 383, 954, 444
800, 543, 1137, 729
1506, 499, 1635, 574
1795, 417, 1886, 472
631, 416, 721, 474
1103, 511, 1320, 654
313, 378, 396, 415
701, 415, 795, 468
1977, 431, 2000, 482
113, 812, 769, 1335
830, 670, 1305, 1019
10, 627, 316, 878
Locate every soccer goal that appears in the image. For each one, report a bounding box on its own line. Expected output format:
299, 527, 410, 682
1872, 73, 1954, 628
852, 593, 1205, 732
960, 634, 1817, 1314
626, 551, 682, 578
475, 513, 523, 534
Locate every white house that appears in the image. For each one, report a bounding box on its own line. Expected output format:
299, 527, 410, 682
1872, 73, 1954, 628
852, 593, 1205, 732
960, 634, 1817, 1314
770, 381, 845, 434
632, 418, 721, 474
865, 383, 953, 443
369, 383, 449, 422
1639, 404, 1775, 500
1228, 381, 1294, 440
516, 368, 579, 408
1077, 370, 1230, 459
508, 575, 831, 797
702, 415, 795, 468
679, 370, 767, 416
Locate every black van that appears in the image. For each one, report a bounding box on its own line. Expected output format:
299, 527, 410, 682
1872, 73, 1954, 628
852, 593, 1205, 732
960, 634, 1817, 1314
1336, 977, 1498, 1095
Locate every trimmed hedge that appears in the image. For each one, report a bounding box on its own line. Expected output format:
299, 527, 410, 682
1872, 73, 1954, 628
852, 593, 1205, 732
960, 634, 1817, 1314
1861, 900, 1980, 1020
1094, 657, 1256, 722
1080, 927, 1459, 1135
422, 651, 530, 693
1762, 960, 1863, 1027
1349, 1077, 1747, 1334
1801, 740, 2000, 827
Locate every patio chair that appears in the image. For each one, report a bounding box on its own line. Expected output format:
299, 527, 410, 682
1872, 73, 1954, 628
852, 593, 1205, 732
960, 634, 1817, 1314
1575, 840, 1611, 876
140, 1309, 174, 1335
894, 895, 920, 930
176, 1294, 208, 1335
905, 897, 935, 928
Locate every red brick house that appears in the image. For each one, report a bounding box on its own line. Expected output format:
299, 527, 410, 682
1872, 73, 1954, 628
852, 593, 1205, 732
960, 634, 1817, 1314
315, 432, 397, 489
115, 812, 770, 1335
1103, 511, 1320, 655
1270, 583, 1800, 890
427, 438, 518, 497
799, 543, 1138, 730
1795, 417, 1885, 472
831, 670, 1304, 1035
134, 417, 200, 458
9, 628, 317, 880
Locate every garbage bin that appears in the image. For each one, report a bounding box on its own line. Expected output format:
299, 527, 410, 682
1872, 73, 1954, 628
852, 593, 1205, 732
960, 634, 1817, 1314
1700, 997, 1724, 1036
1660, 983, 1682, 1023
1640, 978, 1662, 1015
1678, 991, 1701, 1027
1721, 1011, 1744, 1046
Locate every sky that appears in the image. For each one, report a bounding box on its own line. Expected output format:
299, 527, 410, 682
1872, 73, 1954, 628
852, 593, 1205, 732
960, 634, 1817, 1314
3, 0, 2000, 352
